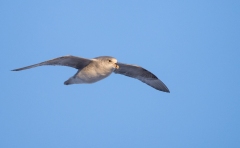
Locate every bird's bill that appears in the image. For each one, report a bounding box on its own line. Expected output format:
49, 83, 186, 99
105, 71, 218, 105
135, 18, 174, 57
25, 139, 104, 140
115, 64, 119, 69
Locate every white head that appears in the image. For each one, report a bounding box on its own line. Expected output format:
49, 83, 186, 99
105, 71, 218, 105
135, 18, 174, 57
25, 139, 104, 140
93, 56, 119, 70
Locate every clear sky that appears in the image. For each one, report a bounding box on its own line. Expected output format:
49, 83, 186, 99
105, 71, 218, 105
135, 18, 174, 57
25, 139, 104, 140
1, 1, 240, 148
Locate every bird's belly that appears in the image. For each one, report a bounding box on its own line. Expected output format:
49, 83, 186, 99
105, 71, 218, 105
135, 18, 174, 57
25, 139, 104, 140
75, 68, 112, 83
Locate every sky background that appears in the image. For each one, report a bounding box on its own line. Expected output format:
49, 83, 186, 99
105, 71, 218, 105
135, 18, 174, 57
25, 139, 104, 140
1, 0, 240, 148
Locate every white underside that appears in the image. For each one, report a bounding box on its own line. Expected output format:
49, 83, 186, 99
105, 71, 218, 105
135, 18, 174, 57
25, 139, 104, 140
66, 72, 111, 84
64, 62, 115, 84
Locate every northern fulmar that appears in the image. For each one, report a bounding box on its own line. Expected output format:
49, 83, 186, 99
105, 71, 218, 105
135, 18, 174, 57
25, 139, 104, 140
12, 55, 170, 92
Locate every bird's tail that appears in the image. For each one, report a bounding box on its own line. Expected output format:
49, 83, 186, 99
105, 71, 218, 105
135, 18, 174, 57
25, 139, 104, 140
64, 77, 75, 85
64, 80, 71, 85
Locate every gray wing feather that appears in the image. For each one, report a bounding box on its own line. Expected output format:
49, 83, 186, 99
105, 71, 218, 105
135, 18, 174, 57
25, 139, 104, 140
114, 63, 170, 92
12, 55, 92, 71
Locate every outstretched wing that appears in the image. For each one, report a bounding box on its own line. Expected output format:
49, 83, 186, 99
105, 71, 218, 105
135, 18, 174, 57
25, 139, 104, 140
114, 63, 170, 92
12, 55, 92, 71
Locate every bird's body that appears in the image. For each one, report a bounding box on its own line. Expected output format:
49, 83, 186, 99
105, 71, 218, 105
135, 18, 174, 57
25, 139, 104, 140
12, 55, 170, 92
64, 57, 118, 84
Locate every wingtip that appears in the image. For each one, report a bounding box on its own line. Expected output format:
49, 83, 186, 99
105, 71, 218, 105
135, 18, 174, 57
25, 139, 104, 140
161, 88, 170, 93
165, 87, 170, 93
158, 82, 170, 93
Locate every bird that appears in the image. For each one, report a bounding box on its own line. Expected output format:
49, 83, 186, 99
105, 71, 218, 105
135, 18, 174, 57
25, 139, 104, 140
12, 55, 170, 92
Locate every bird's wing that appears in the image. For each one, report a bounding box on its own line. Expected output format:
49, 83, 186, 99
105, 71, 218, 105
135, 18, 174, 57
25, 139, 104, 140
12, 55, 92, 71
114, 63, 170, 92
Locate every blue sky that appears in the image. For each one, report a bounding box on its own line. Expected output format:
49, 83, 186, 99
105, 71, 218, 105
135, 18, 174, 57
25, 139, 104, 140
1, 0, 240, 147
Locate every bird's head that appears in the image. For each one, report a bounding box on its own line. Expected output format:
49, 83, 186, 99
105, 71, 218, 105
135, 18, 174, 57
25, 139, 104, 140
93, 56, 119, 70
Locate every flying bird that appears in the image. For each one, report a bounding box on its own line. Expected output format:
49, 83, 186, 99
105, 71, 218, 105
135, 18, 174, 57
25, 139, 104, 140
12, 55, 170, 92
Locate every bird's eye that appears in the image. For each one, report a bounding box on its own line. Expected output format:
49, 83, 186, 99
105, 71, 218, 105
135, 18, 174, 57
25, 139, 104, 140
108, 60, 112, 62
